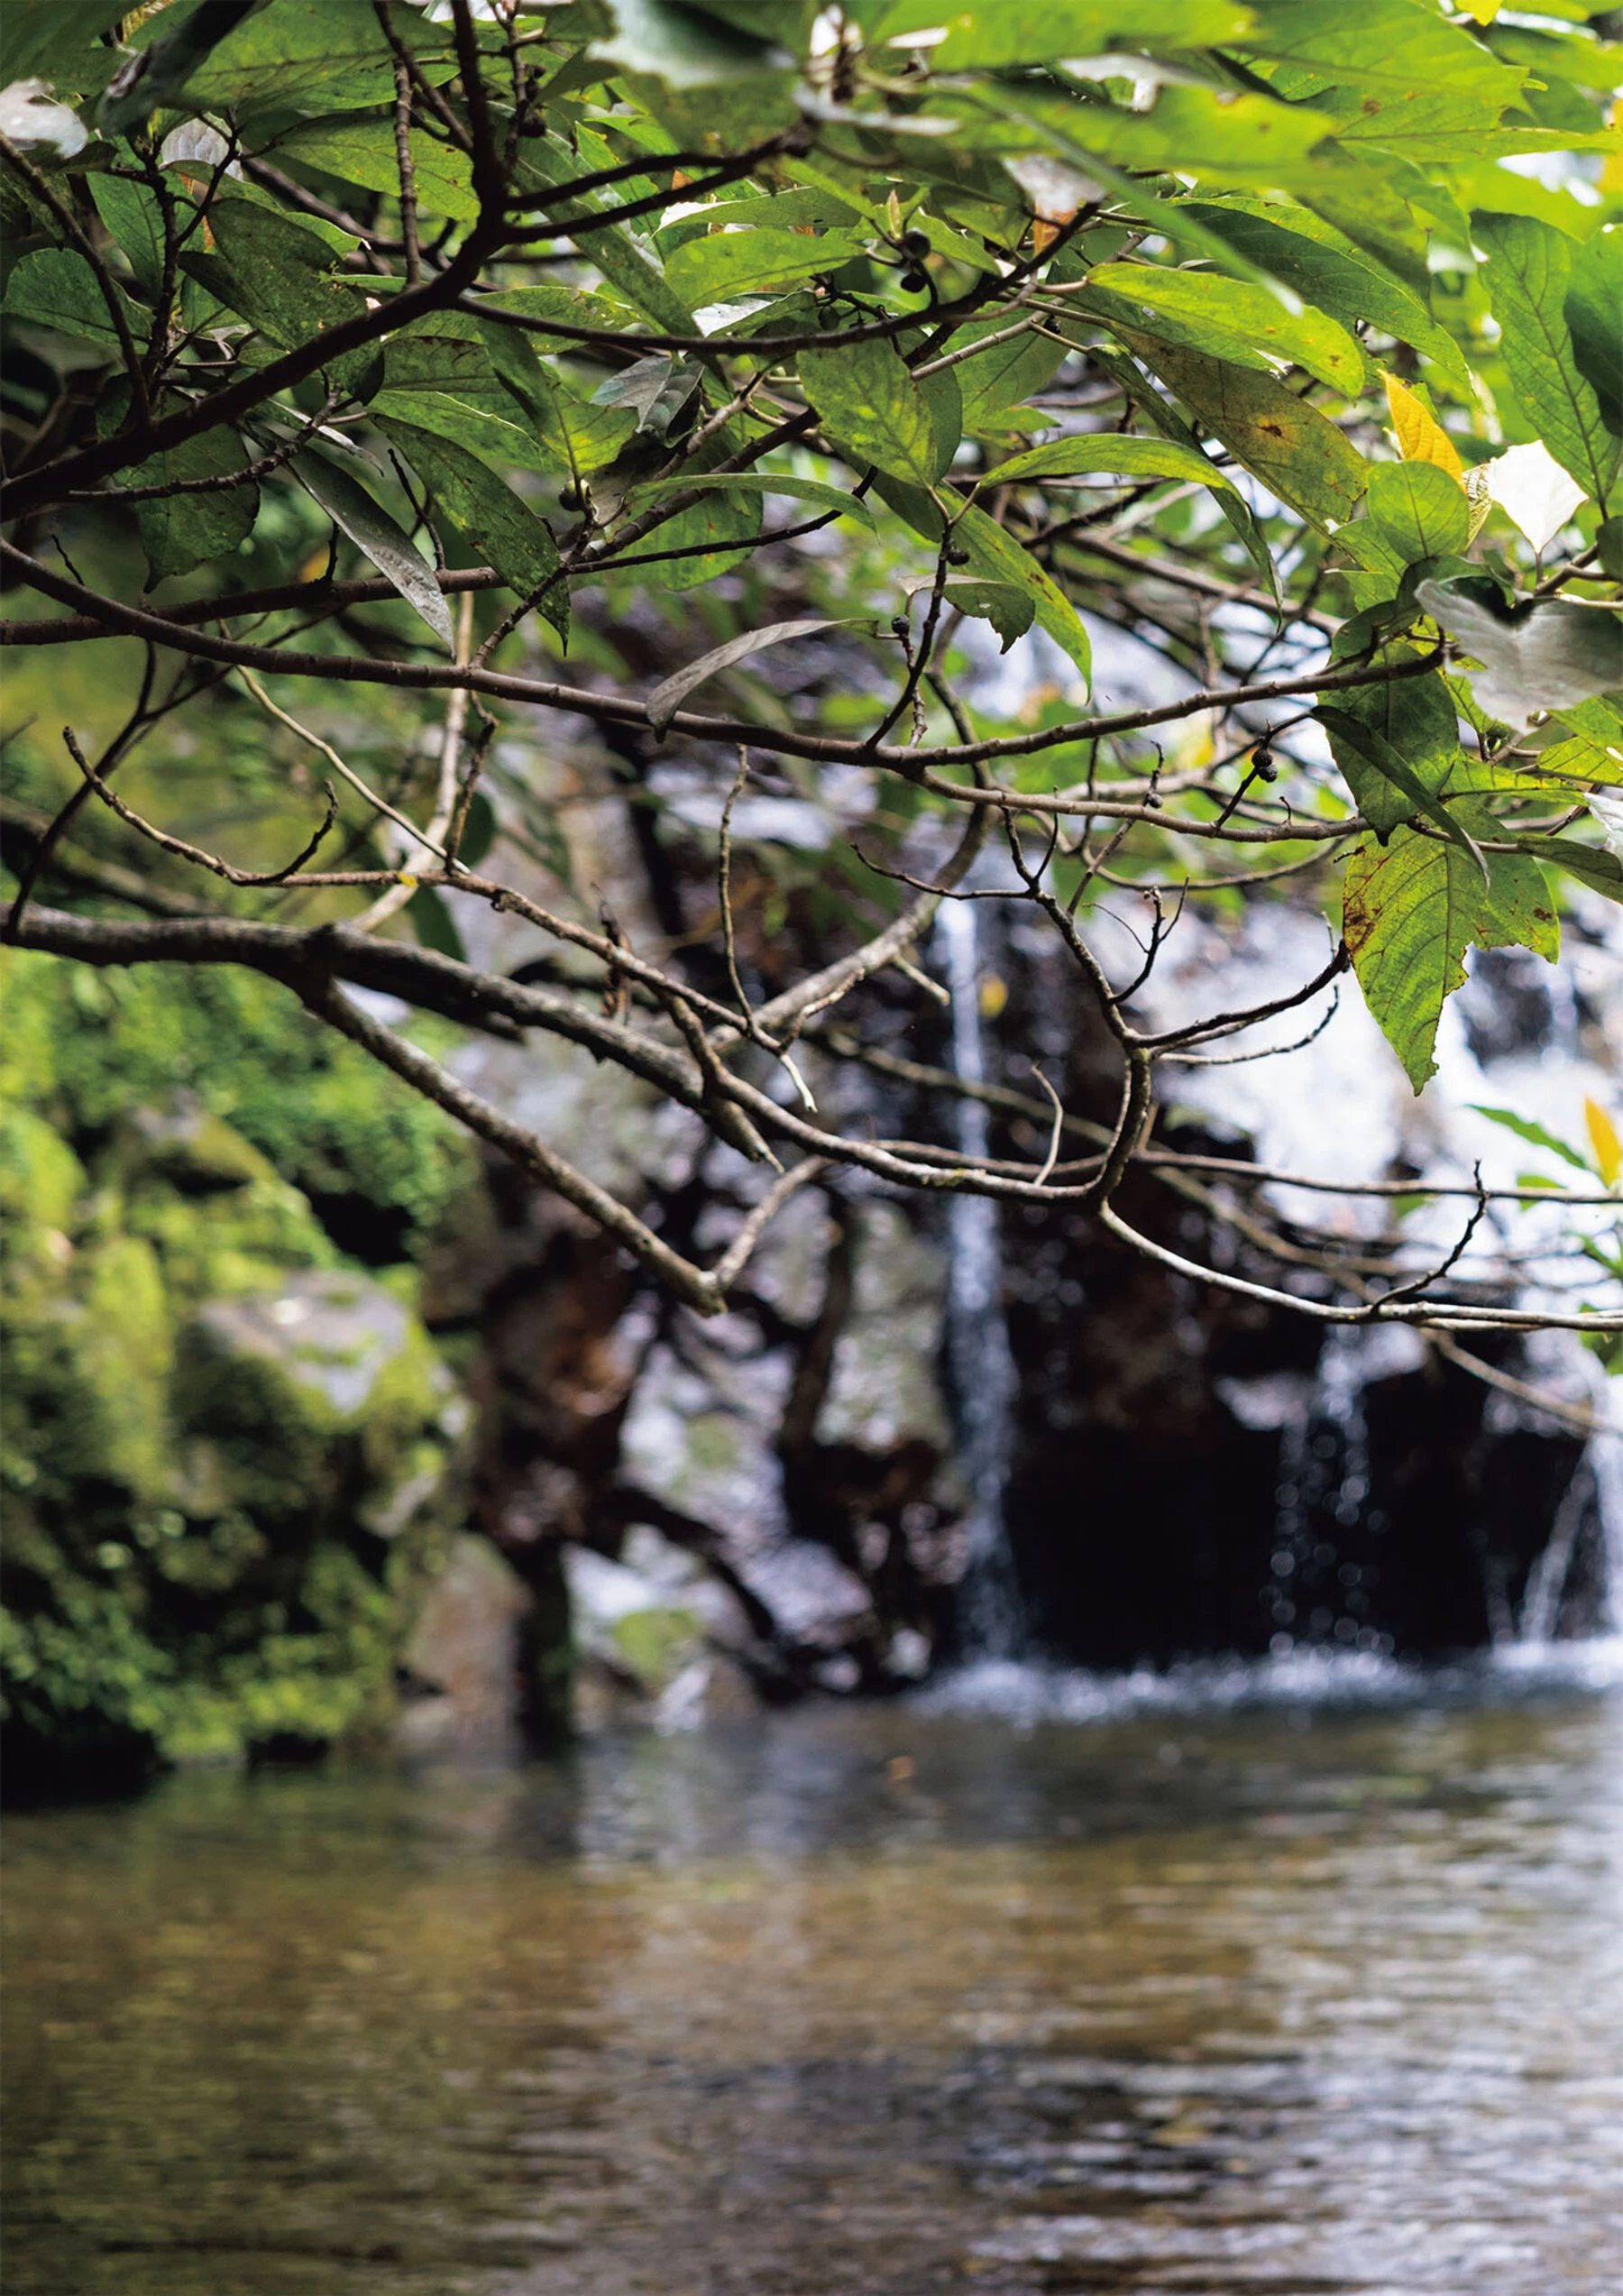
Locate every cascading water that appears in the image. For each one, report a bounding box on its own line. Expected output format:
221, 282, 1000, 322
935, 896, 1025, 1658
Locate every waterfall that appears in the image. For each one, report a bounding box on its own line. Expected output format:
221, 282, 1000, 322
1261, 1328, 1395, 1658
1518, 1459, 1591, 1646
935, 898, 1024, 1658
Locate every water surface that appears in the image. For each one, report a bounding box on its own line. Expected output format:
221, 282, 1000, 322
5, 1670, 1621, 2293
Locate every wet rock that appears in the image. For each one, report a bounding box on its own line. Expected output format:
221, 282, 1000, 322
564, 1527, 757, 1730
398, 1534, 530, 1752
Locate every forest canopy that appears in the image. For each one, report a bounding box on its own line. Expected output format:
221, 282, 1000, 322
2, 0, 1621, 1359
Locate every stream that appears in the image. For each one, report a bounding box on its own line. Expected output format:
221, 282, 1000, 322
5, 1665, 1621, 2294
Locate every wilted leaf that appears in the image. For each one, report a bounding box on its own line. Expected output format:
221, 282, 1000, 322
901, 574, 1035, 650
375, 416, 567, 643
0, 78, 87, 157
1483, 440, 1588, 553
646, 618, 851, 734
626, 473, 876, 528
1417, 578, 1623, 728
590, 354, 703, 438
1585, 1096, 1622, 1187
294, 448, 454, 650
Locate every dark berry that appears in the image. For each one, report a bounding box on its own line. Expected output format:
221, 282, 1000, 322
945, 544, 970, 566
559, 485, 583, 511
901, 265, 929, 293
901, 227, 931, 257
890, 612, 912, 636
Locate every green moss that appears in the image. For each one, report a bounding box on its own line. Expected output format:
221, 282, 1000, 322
610, 1606, 703, 1694
0, 948, 474, 1791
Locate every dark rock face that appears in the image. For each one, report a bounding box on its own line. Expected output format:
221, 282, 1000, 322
424, 914, 1605, 1725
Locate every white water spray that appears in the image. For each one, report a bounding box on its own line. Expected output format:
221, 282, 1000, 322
936, 898, 1025, 1658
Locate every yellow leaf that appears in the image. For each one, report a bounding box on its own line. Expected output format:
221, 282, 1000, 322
1603, 99, 1623, 198
1584, 1096, 1621, 1187
1458, 0, 1500, 21
978, 972, 1008, 1021
1382, 373, 1464, 482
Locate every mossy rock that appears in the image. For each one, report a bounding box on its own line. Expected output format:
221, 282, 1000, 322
0, 953, 475, 1795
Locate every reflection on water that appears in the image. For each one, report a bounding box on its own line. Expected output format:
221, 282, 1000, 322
5, 1675, 1622, 2294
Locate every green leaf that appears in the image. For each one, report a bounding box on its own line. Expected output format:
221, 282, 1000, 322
1510, 832, 1623, 904
1236, 0, 1526, 161
1564, 225, 1623, 439
271, 117, 479, 224
876, 3, 1261, 69
868, 476, 1093, 680
369, 389, 558, 479
953, 503, 1092, 680
163, 0, 447, 113
1470, 1105, 1595, 1174
130, 426, 259, 586
983, 433, 1240, 498
1087, 345, 1279, 602
293, 449, 454, 651
1174, 197, 1473, 395
99, 0, 261, 138
589, 0, 791, 87
949, 316, 1069, 434
1473, 213, 1619, 509
800, 336, 946, 485
494, 358, 637, 481
375, 418, 567, 644
1319, 672, 1463, 837
646, 618, 850, 735
1085, 266, 1366, 398
1417, 578, 1623, 729
1365, 461, 1470, 565
0, 0, 132, 84
1119, 335, 1368, 531
88, 176, 168, 305
1343, 816, 1558, 1090
517, 134, 697, 337
178, 199, 375, 391
665, 228, 860, 307
407, 886, 466, 966
624, 473, 876, 528
2, 249, 143, 353
480, 285, 636, 338
1318, 703, 1484, 874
